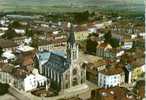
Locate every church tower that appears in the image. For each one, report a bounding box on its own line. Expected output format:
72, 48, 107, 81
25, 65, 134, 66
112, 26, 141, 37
66, 23, 79, 63
66, 23, 81, 87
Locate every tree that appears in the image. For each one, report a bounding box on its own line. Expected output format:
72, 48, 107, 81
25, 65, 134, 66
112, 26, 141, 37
26, 28, 33, 37
104, 30, 112, 43
10, 20, 22, 28
0, 83, 9, 95
4, 27, 16, 39
50, 80, 60, 94
103, 30, 119, 48
31, 38, 38, 49
109, 38, 119, 48
86, 38, 98, 54
74, 11, 89, 23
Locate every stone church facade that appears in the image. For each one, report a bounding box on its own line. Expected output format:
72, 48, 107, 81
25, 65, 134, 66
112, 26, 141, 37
39, 24, 86, 91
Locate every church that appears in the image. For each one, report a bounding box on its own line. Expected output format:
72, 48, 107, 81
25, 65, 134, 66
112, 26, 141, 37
35, 23, 86, 92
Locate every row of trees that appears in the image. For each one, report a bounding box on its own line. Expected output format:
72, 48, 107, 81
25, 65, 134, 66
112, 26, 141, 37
2, 20, 33, 39
0, 83, 9, 95
85, 29, 120, 54
104, 30, 119, 48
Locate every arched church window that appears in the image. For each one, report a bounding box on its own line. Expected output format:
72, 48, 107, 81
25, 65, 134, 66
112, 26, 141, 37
65, 74, 69, 80
73, 68, 77, 75
72, 77, 78, 86
73, 50, 77, 60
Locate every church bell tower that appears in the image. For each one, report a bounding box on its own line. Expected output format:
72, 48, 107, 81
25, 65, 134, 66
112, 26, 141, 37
66, 23, 79, 63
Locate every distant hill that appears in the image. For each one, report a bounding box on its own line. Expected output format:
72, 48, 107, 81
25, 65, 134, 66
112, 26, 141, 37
0, 0, 144, 13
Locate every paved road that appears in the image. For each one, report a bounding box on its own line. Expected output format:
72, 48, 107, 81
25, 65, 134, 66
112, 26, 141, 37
79, 51, 102, 63
0, 94, 18, 100
79, 81, 98, 100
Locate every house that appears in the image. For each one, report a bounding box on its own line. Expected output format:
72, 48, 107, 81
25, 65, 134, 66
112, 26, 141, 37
0, 16, 9, 26
14, 29, 25, 35
36, 39, 50, 51
85, 59, 107, 84
96, 43, 112, 57
23, 69, 47, 91
12, 36, 27, 44
96, 43, 124, 59
16, 52, 35, 67
90, 86, 137, 100
35, 24, 86, 92
111, 33, 123, 42
133, 37, 144, 49
88, 28, 97, 33
121, 37, 133, 50
0, 63, 48, 92
0, 63, 15, 85
16, 45, 35, 53
122, 53, 144, 84
75, 31, 89, 41
98, 64, 125, 88
133, 80, 145, 100
96, 43, 112, 58
35, 35, 66, 51
0, 39, 18, 51
12, 67, 47, 91
0, 27, 8, 31
2, 51, 16, 60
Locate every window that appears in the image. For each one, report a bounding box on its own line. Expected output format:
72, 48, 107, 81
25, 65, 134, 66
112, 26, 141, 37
65, 74, 69, 80
66, 82, 69, 88
114, 76, 117, 79
73, 69, 77, 75
72, 77, 78, 86
73, 51, 76, 60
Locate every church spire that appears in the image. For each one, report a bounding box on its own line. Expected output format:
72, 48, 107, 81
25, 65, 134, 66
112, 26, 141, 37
67, 23, 75, 47
66, 22, 78, 62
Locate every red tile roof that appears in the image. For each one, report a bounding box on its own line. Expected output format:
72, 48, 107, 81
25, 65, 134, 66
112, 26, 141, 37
91, 86, 137, 100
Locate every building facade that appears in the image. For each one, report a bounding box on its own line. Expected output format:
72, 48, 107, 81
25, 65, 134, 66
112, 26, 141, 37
38, 25, 86, 91
98, 66, 125, 88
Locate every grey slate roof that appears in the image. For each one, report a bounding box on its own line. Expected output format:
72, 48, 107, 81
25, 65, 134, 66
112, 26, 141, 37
43, 52, 70, 73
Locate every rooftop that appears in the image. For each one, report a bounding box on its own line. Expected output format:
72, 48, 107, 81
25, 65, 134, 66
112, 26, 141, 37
121, 49, 144, 69
16, 45, 35, 52
11, 66, 33, 79
16, 52, 35, 66
86, 59, 107, 74
0, 63, 15, 73
91, 86, 136, 100
44, 52, 69, 73
97, 43, 112, 49
133, 80, 145, 99
100, 64, 124, 75
37, 50, 65, 62
0, 39, 18, 48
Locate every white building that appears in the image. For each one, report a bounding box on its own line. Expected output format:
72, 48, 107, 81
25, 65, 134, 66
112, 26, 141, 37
75, 31, 89, 41
0, 39, 18, 51
14, 29, 25, 35
122, 41, 133, 50
0, 27, 8, 31
16, 45, 35, 53
2, 50, 16, 60
88, 28, 97, 33
0, 67, 48, 92
98, 66, 125, 88
24, 73, 47, 91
